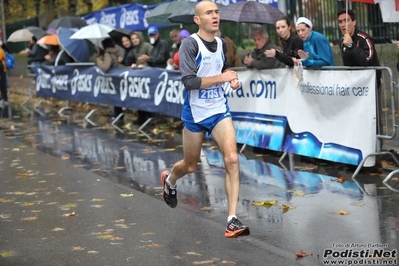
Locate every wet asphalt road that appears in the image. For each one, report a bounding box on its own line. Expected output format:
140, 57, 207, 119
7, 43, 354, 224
0, 85, 398, 265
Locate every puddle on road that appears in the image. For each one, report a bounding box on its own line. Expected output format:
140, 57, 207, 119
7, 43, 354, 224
1, 99, 398, 258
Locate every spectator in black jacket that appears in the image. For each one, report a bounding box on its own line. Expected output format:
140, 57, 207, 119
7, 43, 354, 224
337, 9, 381, 86
264, 16, 303, 67
138, 26, 169, 68
337, 8, 383, 147
118, 35, 135, 67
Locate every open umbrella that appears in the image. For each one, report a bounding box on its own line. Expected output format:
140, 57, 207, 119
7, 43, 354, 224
48, 16, 87, 30
146, 0, 192, 25
168, 2, 225, 24
26, 26, 46, 39
220, 1, 285, 25
7, 29, 33, 42
108, 28, 131, 48
70, 23, 114, 48
37, 34, 59, 46
57, 27, 90, 62
7, 26, 45, 42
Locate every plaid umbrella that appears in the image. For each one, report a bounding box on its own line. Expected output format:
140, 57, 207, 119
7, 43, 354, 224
220, 1, 285, 25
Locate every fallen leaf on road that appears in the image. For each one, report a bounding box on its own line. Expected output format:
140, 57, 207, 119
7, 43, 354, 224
200, 206, 213, 211
187, 252, 202, 256
62, 203, 77, 209
0, 198, 14, 203
72, 247, 85, 251
22, 216, 38, 221
90, 205, 103, 208
252, 200, 278, 208
333, 210, 350, 215
90, 198, 105, 202
17, 173, 29, 178
120, 193, 133, 197
295, 249, 312, 257
52, 228, 65, 231
21, 202, 34, 207
193, 259, 219, 265
87, 250, 99, 254
350, 202, 365, 207
282, 204, 296, 213
142, 232, 155, 235
146, 243, 164, 248
0, 251, 14, 257
293, 192, 306, 197
64, 212, 75, 217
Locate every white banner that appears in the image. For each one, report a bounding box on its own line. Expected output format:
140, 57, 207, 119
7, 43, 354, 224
379, 0, 399, 23
231, 68, 376, 166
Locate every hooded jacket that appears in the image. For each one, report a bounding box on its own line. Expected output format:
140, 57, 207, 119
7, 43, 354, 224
126, 31, 152, 66
96, 39, 120, 72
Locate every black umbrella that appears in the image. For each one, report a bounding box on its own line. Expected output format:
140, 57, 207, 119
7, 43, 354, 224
168, 2, 224, 24
47, 16, 87, 30
108, 28, 132, 48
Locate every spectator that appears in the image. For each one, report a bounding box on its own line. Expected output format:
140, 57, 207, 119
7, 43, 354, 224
118, 35, 135, 67
43, 45, 60, 65
20, 36, 47, 65
337, 9, 380, 86
96, 38, 120, 72
294, 17, 334, 67
0, 43, 7, 106
264, 16, 303, 67
138, 26, 170, 68
169, 29, 180, 56
95, 38, 122, 121
215, 29, 242, 67
128, 31, 152, 68
243, 29, 285, 70
170, 29, 191, 70
337, 9, 383, 145
1, 41, 12, 88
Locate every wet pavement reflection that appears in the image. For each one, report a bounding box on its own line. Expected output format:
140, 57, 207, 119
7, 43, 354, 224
1, 97, 398, 259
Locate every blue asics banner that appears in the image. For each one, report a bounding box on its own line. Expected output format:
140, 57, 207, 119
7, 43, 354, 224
34, 64, 184, 118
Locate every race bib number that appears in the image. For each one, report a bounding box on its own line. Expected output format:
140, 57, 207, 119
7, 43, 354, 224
199, 88, 221, 99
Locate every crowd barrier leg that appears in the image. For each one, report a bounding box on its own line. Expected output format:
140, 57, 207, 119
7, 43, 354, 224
138, 117, 154, 131
57, 101, 76, 118
84, 107, 103, 127
111, 112, 125, 133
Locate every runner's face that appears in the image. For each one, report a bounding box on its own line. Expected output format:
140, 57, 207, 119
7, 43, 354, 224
195, 2, 220, 34
276, 20, 291, 40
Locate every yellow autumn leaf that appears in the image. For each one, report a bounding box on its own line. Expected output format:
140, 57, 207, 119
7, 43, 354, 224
252, 200, 278, 208
90, 205, 103, 208
120, 193, 133, 197
17, 173, 29, 178
11, 148, 20, 151
350, 202, 365, 207
192, 259, 219, 265
22, 216, 38, 221
62, 203, 77, 209
96, 234, 114, 240
21, 202, 34, 207
61, 155, 70, 160
0, 198, 14, 203
52, 228, 65, 231
0, 251, 14, 257
293, 192, 306, 197
332, 210, 350, 215
64, 212, 75, 217
142, 232, 155, 235
200, 206, 213, 211
114, 219, 125, 223
72, 246, 85, 251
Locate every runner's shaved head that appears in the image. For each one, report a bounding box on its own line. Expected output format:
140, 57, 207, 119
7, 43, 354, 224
194, 0, 217, 16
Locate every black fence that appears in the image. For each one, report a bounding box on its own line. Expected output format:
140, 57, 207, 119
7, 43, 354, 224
286, 0, 399, 44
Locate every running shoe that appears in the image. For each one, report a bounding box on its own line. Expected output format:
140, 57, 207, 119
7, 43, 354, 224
225, 217, 250, 238
160, 170, 177, 208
